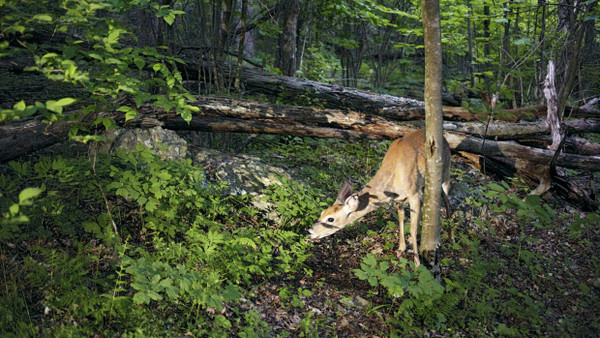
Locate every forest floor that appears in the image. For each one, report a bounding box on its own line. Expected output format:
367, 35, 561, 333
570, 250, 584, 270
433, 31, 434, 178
235, 147, 600, 336
1, 135, 599, 336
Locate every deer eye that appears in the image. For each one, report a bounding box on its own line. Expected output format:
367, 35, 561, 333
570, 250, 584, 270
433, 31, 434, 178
327, 217, 334, 223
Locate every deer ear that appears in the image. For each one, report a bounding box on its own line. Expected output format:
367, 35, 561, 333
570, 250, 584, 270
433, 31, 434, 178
344, 194, 359, 211
336, 181, 354, 204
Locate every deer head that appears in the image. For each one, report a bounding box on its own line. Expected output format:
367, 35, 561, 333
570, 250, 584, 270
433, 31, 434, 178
308, 181, 379, 240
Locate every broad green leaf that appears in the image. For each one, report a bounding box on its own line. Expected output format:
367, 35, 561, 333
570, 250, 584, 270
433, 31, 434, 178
56, 97, 76, 106
147, 290, 163, 301
11, 25, 25, 34
133, 292, 150, 304
353, 269, 368, 280
133, 57, 145, 70
19, 187, 42, 204
118, 106, 137, 121
163, 14, 175, 25
9, 203, 19, 215
165, 285, 179, 299
107, 30, 120, 44
145, 198, 159, 212
33, 14, 53, 22
180, 110, 192, 123
45, 100, 62, 114
364, 254, 377, 267
488, 183, 506, 192
14, 100, 26, 111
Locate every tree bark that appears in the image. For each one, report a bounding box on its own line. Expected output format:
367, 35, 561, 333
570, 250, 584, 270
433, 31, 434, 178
235, 0, 248, 92
275, 0, 300, 76
420, 0, 443, 273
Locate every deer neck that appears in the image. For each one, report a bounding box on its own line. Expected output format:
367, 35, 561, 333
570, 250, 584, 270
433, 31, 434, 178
348, 184, 393, 222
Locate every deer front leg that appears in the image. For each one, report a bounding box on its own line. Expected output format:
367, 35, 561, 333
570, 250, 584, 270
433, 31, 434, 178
408, 195, 422, 266
398, 204, 406, 253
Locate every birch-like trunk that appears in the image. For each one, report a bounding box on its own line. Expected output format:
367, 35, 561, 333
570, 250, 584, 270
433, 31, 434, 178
420, 0, 444, 274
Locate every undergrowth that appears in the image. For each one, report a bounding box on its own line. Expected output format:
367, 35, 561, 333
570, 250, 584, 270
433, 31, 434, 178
0, 146, 311, 335
1, 138, 599, 336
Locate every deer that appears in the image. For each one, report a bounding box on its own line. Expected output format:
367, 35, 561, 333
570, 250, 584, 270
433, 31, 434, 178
308, 129, 451, 266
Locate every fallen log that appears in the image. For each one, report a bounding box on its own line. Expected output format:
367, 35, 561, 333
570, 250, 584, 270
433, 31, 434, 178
1, 97, 597, 209
179, 61, 600, 122
0, 117, 72, 163
135, 115, 385, 140
444, 132, 600, 171
462, 154, 598, 211
3, 97, 600, 172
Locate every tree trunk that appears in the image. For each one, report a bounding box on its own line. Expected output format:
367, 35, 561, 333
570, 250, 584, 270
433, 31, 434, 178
275, 0, 300, 76
420, 0, 443, 273
235, 0, 248, 92
467, 0, 475, 87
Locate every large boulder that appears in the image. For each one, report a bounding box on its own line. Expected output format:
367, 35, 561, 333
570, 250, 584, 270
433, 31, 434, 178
99, 127, 188, 161
194, 148, 292, 196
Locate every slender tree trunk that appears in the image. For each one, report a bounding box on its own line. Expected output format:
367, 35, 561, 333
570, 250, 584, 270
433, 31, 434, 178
211, 0, 224, 94
467, 0, 475, 87
420, 0, 444, 274
275, 0, 300, 76
536, 0, 547, 104
482, 5, 492, 94
235, 0, 248, 92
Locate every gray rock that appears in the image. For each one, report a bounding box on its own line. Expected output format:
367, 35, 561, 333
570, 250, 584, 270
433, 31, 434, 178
99, 127, 187, 161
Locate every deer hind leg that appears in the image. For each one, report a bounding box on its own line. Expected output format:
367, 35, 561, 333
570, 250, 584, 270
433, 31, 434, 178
442, 180, 451, 219
398, 204, 406, 252
409, 195, 422, 266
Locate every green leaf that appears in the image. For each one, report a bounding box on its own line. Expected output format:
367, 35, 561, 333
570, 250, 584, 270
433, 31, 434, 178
353, 269, 368, 280
11, 25, 26, 34
145, 197, 159, 212
163, 14, 175, 25
180, 110, 192, 123
56, 97, 76, 106
107, 30, 120, 45
33, 14, 53, 22
223, 284, 242, 301
19, 187, 42, 204
488, 183, 506, 192
14, 100, 26, 111
118, 106, 138, 121
215, 315, 232, 329
133, 57, 145, 70
133, 292, 150, 304
364, 254, 377, 267
45, 100, 62, 114
9, 203, 19, 215
165, 285, 179, 299
147, 290, 163, 301
82, 221, 102, 236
